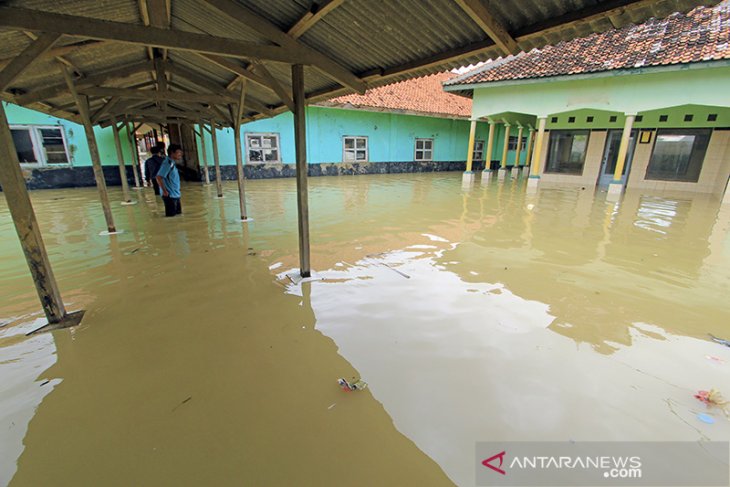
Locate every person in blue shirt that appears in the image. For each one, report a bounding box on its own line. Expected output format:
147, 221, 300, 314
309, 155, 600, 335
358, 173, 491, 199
143, 142, 166, 195
156, 144, 183, 217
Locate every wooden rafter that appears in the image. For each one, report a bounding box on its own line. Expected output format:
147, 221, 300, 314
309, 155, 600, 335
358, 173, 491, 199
251, 61, 294, 112
0, 7, 304, 64
454, 0, 519, 55
0, 32, 60, 92
203, 0, 366, 93
287, 0, 343, 39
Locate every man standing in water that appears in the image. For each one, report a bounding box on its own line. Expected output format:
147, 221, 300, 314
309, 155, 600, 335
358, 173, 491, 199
143, 142, 166, 195
156, 144, 183, 217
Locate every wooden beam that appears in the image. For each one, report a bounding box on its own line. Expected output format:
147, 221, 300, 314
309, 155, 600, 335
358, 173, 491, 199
287, 0, 343, 39
0, 33, 61, 92
203, 0, 366, 93
111, 116, 133, 202
61, 65, 117, 233
291, 64, 311, 277
197, 54, 273, 92
198, 120, 210, 184
0, 101, 73, 326
454, 0, 519, 55
0, 40, 105, 70
210, 122, 223, 197
16, 60, 154, 105
79, 86, 236, 105
0, 7, 304, 64
251, 61, 295, 113
154, 57, 168, 112
233, 80, 248, 220
23, 31, 82, 77
125, 118, 142, 187
90, 96, 121, 124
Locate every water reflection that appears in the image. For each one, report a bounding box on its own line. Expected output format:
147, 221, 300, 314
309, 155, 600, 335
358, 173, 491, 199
1, 174, 729, 486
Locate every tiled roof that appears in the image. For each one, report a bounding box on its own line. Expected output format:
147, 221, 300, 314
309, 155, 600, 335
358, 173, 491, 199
321, 72, 471, 118
445, 2, 730, 86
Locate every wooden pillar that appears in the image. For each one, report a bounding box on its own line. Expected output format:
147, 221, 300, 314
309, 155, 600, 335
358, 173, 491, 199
111, 117, 132, 203
199, 120, 211, 185
292, 64, 311, 277
0, 101, 68, 324
125, 118, 141, 187
465, 119, 477, 173
210, 122, 224, 197
62, 66, 116, 233
233, 80, 249, 220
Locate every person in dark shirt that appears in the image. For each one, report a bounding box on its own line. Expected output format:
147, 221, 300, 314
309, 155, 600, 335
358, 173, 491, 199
143, 142, 166, 195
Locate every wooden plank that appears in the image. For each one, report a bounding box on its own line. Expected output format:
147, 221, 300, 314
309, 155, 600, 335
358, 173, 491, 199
0, 7, 304, 64
154, 58, 168, 112
125, 118, 142, 187
198, 54, 274, 92
210, 122, 223, 197
292, 64, 311, 277
204, 0, 366, 93
79, 86, 236, 104
251, 61, 295, 113
287, 0, 343, 39
0, 32, 61, 92
198, 119, 210, 184
62, 66, 117, 233
90, 96, 121, 124
111, 116, 132, 202
454, 0, 519, 55
0, 101, 69, 324
0, 40, 105, 70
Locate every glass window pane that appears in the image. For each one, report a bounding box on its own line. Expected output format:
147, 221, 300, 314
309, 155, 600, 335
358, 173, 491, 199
356, 150, 367, 161
646, 129, 710, 182
415, 150, 423, 160
11, 129, 37, 163
356, 138, 366, 149
249, 149, 263, 162
545, 130, 590, 174
266, 136, 277, 148
344, 150, 356, 162
344, 138, 354, 149
249, 137, 261, 148
424, 140, 433, 150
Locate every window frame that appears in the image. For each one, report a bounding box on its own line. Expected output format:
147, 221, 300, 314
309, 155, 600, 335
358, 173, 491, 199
10, 124, 71, 167
342, 136, 368, 163
245, 132, 281, 164
472, 139, 485, 161
544, 129, 591, 175
645, 128, 711, 183
414, 138, 434, 162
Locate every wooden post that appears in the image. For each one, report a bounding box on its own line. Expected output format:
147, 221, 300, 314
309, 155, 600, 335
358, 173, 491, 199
233, 79, 249, 220
125, 118, 141, 187
62, 66, 116, 233
292, 64, 311, 277
0, 101, 70, 325
199, 120, 211, 185
111, 116, 132, 202
210, 122, 224, 197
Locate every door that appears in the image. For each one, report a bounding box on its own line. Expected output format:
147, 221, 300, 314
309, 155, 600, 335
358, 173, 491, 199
598, 130, 637, 187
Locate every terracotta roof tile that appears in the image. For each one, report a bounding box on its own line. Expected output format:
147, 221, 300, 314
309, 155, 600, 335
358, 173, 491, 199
446, 2, 730, 86
321, 72, 471, 118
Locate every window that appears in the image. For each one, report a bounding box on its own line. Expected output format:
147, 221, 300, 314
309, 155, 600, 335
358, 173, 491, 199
10, 125, 70, 165
708, 114, 718, 122
659, 115, 668, 122
568, 116, 575, 123
586, 116, 594, 123
245, 133, 280, 163
414, 138, 433, 161
343, 136, 368, 162
609, 116, 618, 123
472, 139, 485, 161
551, 117, 558, 123
646, 129, 711, 182
508, 136, 528, 151
545, 130, 590, 175
635, 115, 643, 122
684, 114, 693, 122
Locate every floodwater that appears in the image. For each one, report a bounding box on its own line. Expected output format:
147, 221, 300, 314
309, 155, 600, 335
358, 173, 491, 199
1, 173, 729, 486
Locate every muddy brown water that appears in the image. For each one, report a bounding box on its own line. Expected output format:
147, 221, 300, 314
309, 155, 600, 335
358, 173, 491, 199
1, 173, 729, 486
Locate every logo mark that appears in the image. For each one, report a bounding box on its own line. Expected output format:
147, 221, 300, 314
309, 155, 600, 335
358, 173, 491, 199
482, 451, 507, 475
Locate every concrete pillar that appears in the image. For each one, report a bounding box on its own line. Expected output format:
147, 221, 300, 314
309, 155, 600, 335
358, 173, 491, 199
512, 125, 523, 178
199, 120, 211, 185
111, 117, 133, 204
62, 66, 116, 233
125, 118, 141, 188
292, 64, 311, 278
524, 128, 535, 170
210, 123, 224, 198
528, 116, 548, 190
608, 113, 636, 196
482, 120, 496, 182
499, 122, 511, 180
723, 177, 730, 205
463, 119, 477, 185
0, 102, 77, 327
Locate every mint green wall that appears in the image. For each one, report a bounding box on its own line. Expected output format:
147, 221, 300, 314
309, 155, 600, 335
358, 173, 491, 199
544, 105, 730, 130
196, 106, 482, 165
470, 64, 730, 119
4, 102, 136, 167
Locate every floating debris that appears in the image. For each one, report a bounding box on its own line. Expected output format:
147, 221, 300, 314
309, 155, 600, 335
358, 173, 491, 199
706, 355, 725, 364
708, 334, 730, 347
697, 413, 715, 424
171, 396, 192, 412
379, 262, 410, 279
338, 378, 368, 392
40, 380, 50, 386
694, 389, 729, 417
